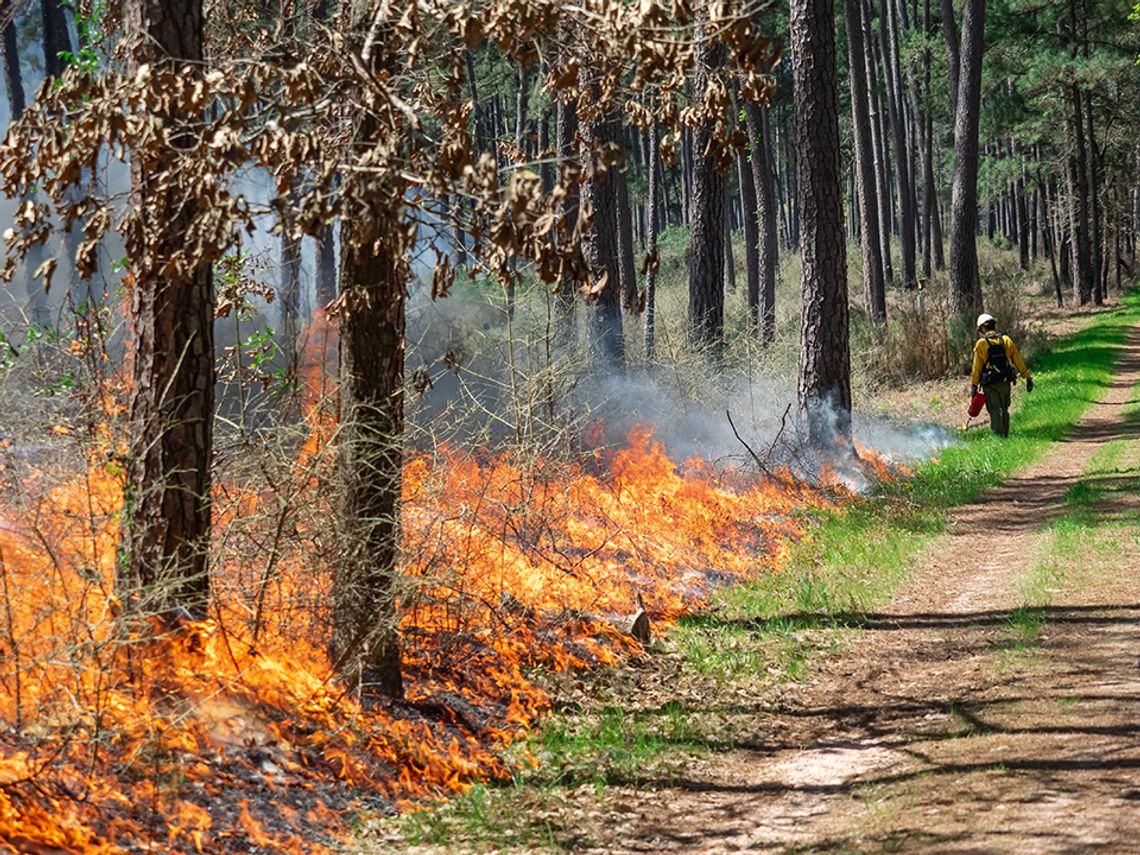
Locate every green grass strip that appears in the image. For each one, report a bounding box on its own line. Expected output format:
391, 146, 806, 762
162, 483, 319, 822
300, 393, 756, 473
755, 290, 1140, 620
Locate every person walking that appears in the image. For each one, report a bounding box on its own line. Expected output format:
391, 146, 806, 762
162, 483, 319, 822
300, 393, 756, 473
970, 313, 1033, 437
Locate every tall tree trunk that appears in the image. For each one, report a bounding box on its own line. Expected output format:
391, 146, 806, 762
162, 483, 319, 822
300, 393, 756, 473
41, 0, 70, 79
645, 122, 661, 358
3, 20, 25, 118
580, 101, 625, 368
681, 126, 693, 225
538, 107, 553, 193
2, 19, 46, 325
863, 0, 895, 284
1015, 154, 1029, 270
1056, 176, 1073, 292
280, 201, 303, 379
659, 141, 676, 226
744, 102, 779, 344
1083, 90, 1104, 305
1042, 179, 1062, 303
687, 12, 727, 356
1066, 87, 1093, 305
947, 0, 985, 320
792, 0, 852, 448
846, 0, 886, 322
465, 49, 488, 154
555, 94, 579, 345
918, 43, 932, 275
723, 189, 736, 293
774, 111, 791, 247
940, 0, 959, 119
788, 112, 800, 247
1028, 168, 1037, 261
738, 141, 760, 328
310, 0, 338, 305
881, 0, 917, 289
927, 132, 944, 271
330, 4, 408, 700
615, 138, 639, 312
773, 112, 790, 247
121, 0, 214, 617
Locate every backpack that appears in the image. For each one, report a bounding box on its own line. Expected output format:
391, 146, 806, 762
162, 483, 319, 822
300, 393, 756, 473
980, 332, 1016, 385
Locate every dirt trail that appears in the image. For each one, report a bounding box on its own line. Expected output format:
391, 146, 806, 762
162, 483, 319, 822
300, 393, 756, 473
612, 325, 1140, 853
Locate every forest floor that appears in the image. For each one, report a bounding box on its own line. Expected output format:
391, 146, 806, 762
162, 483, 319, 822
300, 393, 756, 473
369, 294, 1140, 854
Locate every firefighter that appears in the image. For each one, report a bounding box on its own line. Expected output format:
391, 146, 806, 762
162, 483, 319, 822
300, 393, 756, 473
970, 313, 1033, 437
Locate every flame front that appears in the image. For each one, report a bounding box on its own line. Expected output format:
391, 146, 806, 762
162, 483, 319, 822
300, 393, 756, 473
0, 334, 860, 851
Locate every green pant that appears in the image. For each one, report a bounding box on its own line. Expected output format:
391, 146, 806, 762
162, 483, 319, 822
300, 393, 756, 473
983, 381, 1012, 437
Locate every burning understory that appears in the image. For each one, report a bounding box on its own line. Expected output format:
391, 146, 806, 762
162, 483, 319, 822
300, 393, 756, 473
0, 318, 908, 853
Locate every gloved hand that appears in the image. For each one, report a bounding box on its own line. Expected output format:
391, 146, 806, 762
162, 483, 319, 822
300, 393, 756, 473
970, 385, 978, 397
1026, 377, 1034, 393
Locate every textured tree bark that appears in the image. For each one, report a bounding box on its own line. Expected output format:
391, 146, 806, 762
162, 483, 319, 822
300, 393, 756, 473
579, 100, 625, 369
329, 2, 408, 699
845, 0, 886, 323
687, 11, 727, 357
792, 0, 852, 449
121, 0, 214, 617
947, 0, 985, 320
645, 122, 660, 358
334, 189, 405, 699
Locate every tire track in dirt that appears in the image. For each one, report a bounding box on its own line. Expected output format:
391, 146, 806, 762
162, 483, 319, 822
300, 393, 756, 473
611, 324, 1140, 853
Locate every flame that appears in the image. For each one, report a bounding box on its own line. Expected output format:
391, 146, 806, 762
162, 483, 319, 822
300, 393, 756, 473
0, 317, 899, 851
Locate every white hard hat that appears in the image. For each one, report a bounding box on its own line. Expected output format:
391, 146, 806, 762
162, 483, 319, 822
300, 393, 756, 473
976, 313, 995, 328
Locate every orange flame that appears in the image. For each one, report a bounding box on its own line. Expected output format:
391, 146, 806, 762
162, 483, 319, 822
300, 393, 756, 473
0, 318, 901, 851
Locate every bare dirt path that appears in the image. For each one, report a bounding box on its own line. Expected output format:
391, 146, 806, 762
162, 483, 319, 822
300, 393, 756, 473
606, 325, 1140, 853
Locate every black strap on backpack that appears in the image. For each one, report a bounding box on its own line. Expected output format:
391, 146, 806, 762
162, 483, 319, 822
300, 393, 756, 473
980, 332, 1016, 385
